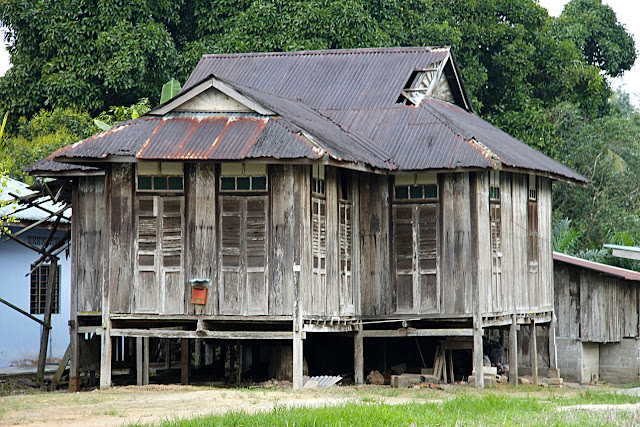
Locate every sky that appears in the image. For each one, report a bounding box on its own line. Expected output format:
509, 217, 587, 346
0, 1, 638, 104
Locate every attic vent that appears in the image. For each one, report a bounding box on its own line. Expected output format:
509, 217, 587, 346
397, 60, 455, 106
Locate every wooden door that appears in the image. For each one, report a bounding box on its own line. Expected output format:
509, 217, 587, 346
490, 202, 502, 311
135, 195, 185, 314
393, 204, 439, 314
219, 195, 268, 314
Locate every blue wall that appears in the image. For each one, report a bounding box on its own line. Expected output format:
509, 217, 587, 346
0, 226, 71, 367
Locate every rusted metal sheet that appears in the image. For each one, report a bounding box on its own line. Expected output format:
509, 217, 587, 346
554, 251, 640, 281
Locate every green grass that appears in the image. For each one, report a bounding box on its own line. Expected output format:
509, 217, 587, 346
128, 393, 640, 426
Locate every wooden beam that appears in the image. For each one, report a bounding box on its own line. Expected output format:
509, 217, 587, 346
136, 338, 143, 386
105, 329, 294, 340
303, 324, 355, 333
549, 315, 558, 372
0, 297, 51, 329
531, 319, 538, 386
36, 258, 57, 385
354, 324, 364, 385
360, 328, 473, 338
181, 338, 189, 385
509, 314, 518, 386
143, 337, 149, 386
49, 344, 71, 391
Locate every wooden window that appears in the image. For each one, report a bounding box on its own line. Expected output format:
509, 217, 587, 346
219, 196, 268, 314
137, 162, 184, 192
490, 172, 502, 297
219, 163, 267, 193
489, 170, 500, 201
136, 195, 185, 313
528, 198, 539, 273
30, 264, 60, 315
312, 165, 325, 196
339, 170, 354, 313
393, 174, 439, 313
528, 175, 537, 201
393, 173, 438, 202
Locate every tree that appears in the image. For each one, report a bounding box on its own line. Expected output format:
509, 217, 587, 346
555, 0, 636, 78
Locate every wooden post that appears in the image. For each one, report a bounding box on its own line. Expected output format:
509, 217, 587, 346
354, 323, 364, 385
473, 321, 484, 389
194, 338, 202, 369
292, 276, 304, 389
36, 258, 58, 385
181, 338, 189, 385
136, 338, 143, 385
509, 314, 518, 386
164, 339, 171, 370
49, 344, 71, 391
143, 337, 150, 385
235, 343, 243, 385
549, 315, 558, 375
205, 341, 214, 365
531, 319, 538, 386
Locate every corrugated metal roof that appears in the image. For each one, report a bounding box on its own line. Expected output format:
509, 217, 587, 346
182, 47, 452, 111
553, 252, 640, 281
0, 178, 71, 223
27, 47, 585, 182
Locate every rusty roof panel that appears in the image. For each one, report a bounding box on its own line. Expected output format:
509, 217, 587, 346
137, 117, 198, 159
554, 252, 640, 282
170, 116, 229, 159
208, 118, 267, 159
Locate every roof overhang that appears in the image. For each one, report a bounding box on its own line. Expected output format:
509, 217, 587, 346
553, 251, 640, 281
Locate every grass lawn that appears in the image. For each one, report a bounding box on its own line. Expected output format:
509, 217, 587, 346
130, 388, 640, 426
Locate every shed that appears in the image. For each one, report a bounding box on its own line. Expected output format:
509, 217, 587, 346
27, 47, 586, 390
554, 251, 640, 383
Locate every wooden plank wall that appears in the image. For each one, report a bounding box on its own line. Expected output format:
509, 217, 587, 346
511, 174, 529, 312
108, 164, 135, 314
537, 178, 553, 311
554, 261, 639, 342
185, 163, 218, 314
440, 173, 473, 315
74, 176, 105, 312
268, 165, 295, 316
359, 173, 391, 316
497, 172, 514, 313
472, 173, 492, 315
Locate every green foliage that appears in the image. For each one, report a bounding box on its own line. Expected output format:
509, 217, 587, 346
94, 98, 151, 128
0, 173, 18, 236
160, 79, 181, 104
553, 218, 582, 254
555, 0, 637, 77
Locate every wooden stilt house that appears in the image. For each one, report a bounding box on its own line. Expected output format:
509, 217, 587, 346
27, 47, 586, 389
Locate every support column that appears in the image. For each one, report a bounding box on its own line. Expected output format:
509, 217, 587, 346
473, 320, 484, 389
509, 314, 518, 386
194, 338, 202, 369
136, 338, 143, 386
354, 324, 364, 385
164, 339, 171, 370
235, 343, 243, 385
205, 341, 214, 365
548, 315, 559, 377
181, 338, 190, 385
531, 319, 538, 386
69, 321, 80, 392
143, 337, 150, 385
292, 264, 304, 389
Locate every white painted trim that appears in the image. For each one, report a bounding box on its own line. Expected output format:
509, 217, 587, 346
151, 77, 275, 116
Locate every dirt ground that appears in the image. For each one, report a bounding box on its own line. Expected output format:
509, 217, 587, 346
0, 381, 636, 427
0, 383, 426, 427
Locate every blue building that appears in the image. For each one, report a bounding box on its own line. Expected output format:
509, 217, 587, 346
0, 178, 71, 368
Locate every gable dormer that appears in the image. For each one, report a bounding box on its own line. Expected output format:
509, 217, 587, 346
397, 50, 472, 112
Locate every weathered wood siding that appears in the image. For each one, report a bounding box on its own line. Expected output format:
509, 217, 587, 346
108, 164, 136, 314
554, 261, 639, 343
359, 173, 391, 316
537, 178, 553, 311
185, 163, 217, 314
440, 173, 473, 315
74, 176, 105, 313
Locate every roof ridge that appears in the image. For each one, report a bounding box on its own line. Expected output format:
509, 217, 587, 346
201, 46, 450, 59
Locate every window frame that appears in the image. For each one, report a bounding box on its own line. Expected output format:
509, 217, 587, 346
392, 173, 439, 203
136, 161, 184, 193
30, 264, 60, 315
218, 163, 268, 194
